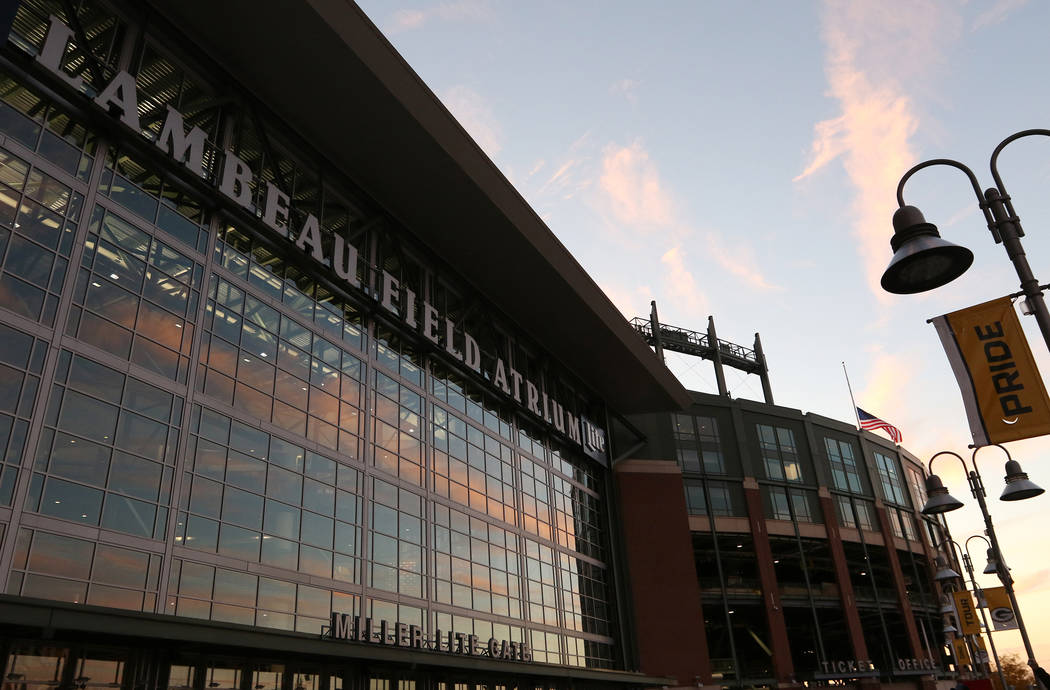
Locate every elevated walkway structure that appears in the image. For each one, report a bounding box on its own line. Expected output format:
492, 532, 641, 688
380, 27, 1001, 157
630, 301, 774, 404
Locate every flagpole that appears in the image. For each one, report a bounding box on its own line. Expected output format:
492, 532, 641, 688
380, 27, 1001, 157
842, 361, 861, 429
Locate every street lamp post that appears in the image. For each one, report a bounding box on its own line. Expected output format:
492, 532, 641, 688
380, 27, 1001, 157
962, 535, 1009, 690
881, 129, 1050, 353
921, 446, 1045, 685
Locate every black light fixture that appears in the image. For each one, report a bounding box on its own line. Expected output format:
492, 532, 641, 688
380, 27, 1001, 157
1000, 459, 1045, 501
983, 548, 1001, 575
933, 556, 961, 581
881, 205, 974, 294
921, 474, 965, 515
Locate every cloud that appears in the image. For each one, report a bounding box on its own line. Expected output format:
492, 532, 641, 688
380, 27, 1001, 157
610, 78, 641, 104
796, 1, 959, 300
440, 85, 502, 156
972, 0, 1029, 31
386, 0, 492, 33
661, 247, 708, 318
598, 141, 674, 230
705, 233, 783, 292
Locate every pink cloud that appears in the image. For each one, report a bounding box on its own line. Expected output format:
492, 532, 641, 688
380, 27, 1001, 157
599, 141, 674, 230
795, 1, 959, 301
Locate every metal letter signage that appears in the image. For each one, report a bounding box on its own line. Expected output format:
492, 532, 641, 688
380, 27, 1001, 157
931, 296, 1050, 446
31, 14, 610, 461
952, 590, 981, 635
324, 614, 532, 662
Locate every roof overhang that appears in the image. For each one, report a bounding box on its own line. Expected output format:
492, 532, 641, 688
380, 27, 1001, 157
142, 0, 690, 414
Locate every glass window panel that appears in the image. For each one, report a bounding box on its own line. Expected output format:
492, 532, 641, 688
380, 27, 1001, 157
21, 574, 87, 603
213, 568, 257, 607
101, 495, 156, 538
298, 544, 331, 578
266, 465, 302, 504
92, 544, 148, 588
261, 534, 298, 570
264, 499, 300, 540
221, 486, 264, 528
115, 411, 167, 458
184, 515, 219, 551
59, 390, 118, 444
109, 452, 161, 501
28, 531, 93, 579
226, 450, 265, 493
48, 433, 110, 484
300, 510, 333, 548
258, 577, 296, 612
218, 523, 260, 560
178, 561, 215, 598
68, 356, 124, 403
40, 477, 103, 523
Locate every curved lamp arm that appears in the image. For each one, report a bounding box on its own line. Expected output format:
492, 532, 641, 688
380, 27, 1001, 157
898, 158, 986, 212
928, 450, 969, 476
971, 443, 1012, 479
989, 129, 1050, 225
965, 534, 991, 561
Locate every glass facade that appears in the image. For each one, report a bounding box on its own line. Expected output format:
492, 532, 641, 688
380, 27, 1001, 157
0, 1, 625, 685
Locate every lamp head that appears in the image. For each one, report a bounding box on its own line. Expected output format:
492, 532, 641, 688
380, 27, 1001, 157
1000, 459, 1045, 501
921, 474, 965, 514
881, 205, 974, 294
942, 623, 958, 635
983, 547, 1000, 575
934, 555, 962, 581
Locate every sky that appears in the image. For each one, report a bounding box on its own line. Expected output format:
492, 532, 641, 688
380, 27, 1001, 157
355, 0, 1050, 670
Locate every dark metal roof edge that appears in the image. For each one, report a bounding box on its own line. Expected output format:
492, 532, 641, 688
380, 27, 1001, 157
304, 0, 691, 413
0, 596, 673, 686
139, 0, 688, 414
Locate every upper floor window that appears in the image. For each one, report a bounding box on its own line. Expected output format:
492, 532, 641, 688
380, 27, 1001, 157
673, 413, 725, 474
684, 479, 741, 517
906, 466, 927, 509
757, 424, 801, 482
835, 495, 874, 531
825, 437, 862, 493
765, 486, 814, 522
874, 451, 908, 505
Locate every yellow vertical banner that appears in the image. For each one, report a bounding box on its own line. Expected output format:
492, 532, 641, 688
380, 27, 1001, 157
984, 587, 1019, 630
953, 638, 972, 666
931, 296, 1050, 445
953, 590, 981, 635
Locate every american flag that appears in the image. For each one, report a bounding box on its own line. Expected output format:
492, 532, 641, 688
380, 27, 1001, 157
857, 407, 902, 444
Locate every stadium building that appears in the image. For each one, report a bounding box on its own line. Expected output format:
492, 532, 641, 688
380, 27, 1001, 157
0, 2, 952, 690
0, 1, 694, 688
617, 314, 948, 688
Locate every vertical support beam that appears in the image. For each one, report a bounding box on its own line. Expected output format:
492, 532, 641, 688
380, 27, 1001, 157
818, 488, 871, 662
707, 316, 729, 397
874, 505, 925, 660
650, 300, 665, 363
742, 480, 795, 684
615, 460, 712, 686
754, 332, 774, 405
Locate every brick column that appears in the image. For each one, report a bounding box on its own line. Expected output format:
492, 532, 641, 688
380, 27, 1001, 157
875, 504, 925, 659
615, 460, 712, 687
818, 488, 870, 661
742, 479, 796, 685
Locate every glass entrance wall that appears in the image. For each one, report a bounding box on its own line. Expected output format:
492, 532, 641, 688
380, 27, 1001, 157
0, 0, 624, 676
1, 643, 623, 690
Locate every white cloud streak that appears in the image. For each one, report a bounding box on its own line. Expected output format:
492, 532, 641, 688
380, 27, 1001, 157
795, 0, 958, 301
